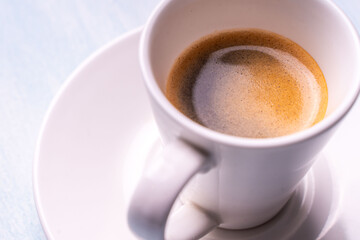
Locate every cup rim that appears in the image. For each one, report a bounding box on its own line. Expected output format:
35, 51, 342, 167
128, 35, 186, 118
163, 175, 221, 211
139, 0, 360, 148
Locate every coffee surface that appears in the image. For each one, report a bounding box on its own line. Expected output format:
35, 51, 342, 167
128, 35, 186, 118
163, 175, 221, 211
166, 29, 328, 138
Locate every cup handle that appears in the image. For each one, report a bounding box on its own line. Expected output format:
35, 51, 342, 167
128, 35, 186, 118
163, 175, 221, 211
128, 140, 215, 240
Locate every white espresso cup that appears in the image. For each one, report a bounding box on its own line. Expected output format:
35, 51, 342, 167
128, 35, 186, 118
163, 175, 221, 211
128, 0, 360, 239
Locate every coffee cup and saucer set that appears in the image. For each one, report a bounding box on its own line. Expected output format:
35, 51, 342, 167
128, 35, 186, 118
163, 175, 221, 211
34, 0, 360, 239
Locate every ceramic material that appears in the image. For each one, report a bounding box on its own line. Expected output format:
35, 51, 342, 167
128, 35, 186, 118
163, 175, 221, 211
128, 0, 360, 239
33, 29, 360, 240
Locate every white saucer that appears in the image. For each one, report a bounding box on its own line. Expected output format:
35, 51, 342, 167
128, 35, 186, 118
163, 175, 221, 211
34, 28, 360, 240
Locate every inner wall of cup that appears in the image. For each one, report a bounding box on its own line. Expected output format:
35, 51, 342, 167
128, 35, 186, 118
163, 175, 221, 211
148, 0, 360, 116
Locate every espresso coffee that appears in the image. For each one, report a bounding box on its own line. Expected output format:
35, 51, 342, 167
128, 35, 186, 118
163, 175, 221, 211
166, 29, 328, 138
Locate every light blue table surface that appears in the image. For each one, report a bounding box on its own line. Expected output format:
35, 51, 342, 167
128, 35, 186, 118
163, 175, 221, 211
0, 0, 359, 239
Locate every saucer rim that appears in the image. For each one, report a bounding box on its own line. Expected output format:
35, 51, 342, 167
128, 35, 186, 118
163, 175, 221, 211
32, 27, 143, 239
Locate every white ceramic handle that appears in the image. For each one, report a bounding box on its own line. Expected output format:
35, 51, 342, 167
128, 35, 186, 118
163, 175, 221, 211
128, 140, 212, 240
166, 203, 219, 240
